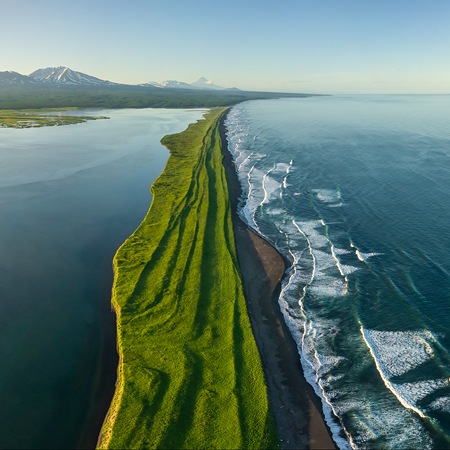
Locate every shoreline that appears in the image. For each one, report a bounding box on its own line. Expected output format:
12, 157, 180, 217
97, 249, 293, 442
220, 113, 336, 449
77, 287, 119, 449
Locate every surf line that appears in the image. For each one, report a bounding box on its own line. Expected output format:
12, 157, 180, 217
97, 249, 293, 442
282, 159, 293, 190
325, 228, 350, 283
238, 151, 254, 172
261, 162, 277, 206
360, 326, 426, 419
292, 220, 316, 298
245, 163, 260, 232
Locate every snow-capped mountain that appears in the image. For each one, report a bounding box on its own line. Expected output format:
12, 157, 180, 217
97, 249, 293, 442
0, 67, 239, 91
0, 71, 36, 85
141, 80, 198, 89
140, 77, 231, 91
191, 77, 224, 90
29, 67, 115, 86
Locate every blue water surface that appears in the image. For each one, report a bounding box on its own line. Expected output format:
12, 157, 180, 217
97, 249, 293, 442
226, 95, 450, 449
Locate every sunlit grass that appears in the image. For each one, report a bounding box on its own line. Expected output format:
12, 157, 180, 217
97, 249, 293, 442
0, 109, 107, 128
98, 108, 278, 449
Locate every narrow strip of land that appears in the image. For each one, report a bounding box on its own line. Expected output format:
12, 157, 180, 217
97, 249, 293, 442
220, 115, 336, 450
0, 109, 107, 128
98, 108, 278, 449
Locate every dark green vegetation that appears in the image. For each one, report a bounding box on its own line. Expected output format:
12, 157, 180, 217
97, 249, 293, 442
0, 84, 310, 109
98, 108, 278, 449
0, 108, 108, 128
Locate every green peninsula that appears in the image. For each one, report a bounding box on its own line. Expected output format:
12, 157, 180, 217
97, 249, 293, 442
98, 108, 278, 449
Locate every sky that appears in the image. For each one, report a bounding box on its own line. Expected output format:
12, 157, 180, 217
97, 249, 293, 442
2, 0, 450, 94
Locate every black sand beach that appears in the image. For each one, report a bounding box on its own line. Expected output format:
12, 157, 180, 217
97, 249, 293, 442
220, 114, 336, 450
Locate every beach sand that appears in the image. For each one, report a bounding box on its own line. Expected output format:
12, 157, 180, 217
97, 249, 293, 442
220, 115, 336, 450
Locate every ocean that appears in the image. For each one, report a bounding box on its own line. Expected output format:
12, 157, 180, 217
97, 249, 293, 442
225, 95, 450, 449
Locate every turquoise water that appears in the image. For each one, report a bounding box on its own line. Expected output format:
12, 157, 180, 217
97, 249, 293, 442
225, 96, 450, 449
0, 108, 204, 449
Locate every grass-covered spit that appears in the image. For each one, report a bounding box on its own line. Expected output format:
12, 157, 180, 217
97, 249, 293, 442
98, 108, 278, 449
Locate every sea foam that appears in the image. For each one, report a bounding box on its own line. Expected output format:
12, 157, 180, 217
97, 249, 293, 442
361, 329, 434, 378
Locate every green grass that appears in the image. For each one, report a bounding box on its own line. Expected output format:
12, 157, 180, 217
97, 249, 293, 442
98, 108, 279, 449
0, 84, 312, 110
0, 108, 107, 128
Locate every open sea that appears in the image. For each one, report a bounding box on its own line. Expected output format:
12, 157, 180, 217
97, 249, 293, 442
225, 95, 450, 449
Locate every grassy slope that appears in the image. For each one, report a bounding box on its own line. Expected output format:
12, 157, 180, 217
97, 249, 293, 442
98, 108, 278, 449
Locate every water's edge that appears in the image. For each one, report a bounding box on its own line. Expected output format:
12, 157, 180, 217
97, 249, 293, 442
221, 111, 337, 449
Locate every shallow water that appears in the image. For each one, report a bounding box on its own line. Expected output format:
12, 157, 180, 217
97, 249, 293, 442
0, 108, 205, 449
225, 96, 450, 449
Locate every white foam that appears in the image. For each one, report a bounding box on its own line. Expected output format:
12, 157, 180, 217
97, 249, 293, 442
240, 164, 263, 230
355, 249, 365, 261
237, 152, 254, 171
395, 379, 449, 404
316, 352, 347, 370
281, 161, 293, 193
261, 172, 281, 205
330, 244, 346, 277
312, 188, 342, 205
296, 220, 329, 249
274, 162, 290, 173
310, 277, 348, 298
291, 219, 354, 299
362, 329, 434, 378
292, 319, 354, 449
360, 328, 448, 421
292, 220, 316, 293
339, 264, 359, 276
356, 249, 382, 261
349, 404, 433, 449
314, 248, 340, 272
429, 396, 450, 413
361, 327, 427, 418
265, 207, 285, 216
333, 248, 352, 256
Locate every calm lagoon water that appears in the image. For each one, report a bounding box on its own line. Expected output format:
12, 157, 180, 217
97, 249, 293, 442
226, 95, 450, 449
0, 108, 204, 449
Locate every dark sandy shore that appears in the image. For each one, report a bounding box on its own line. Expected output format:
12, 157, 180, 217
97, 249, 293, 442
220, 114, 336, 450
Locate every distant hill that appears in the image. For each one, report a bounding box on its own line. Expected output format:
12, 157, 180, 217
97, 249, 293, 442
0, 71, 36, 85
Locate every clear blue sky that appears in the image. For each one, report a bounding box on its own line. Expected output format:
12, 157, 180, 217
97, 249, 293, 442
2, 0, 450, 93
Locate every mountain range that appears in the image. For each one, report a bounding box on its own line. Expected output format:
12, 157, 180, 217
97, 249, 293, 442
0, 66, 238, 91
140, 77, 239, 91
